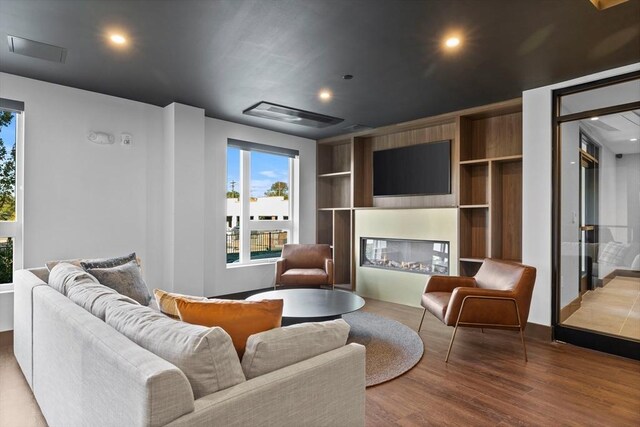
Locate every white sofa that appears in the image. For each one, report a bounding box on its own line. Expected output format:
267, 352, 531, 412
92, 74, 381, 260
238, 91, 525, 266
14, 268, 366, 427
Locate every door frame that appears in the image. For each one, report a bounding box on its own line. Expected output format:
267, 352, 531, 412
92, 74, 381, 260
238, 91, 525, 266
551, 70, 640, 360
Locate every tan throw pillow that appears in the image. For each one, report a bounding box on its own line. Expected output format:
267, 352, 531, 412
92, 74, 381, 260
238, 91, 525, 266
241, 319, 350, 379
176, 298, 283, 358
85, 260, 151, 305
153, 289, 209, 319
105, 303, 245, 399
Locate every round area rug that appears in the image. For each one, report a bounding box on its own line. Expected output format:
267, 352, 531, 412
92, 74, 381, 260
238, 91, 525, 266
343, 311, 424, 387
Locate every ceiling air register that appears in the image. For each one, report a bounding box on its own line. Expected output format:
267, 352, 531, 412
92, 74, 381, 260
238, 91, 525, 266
243, 101, 344, 128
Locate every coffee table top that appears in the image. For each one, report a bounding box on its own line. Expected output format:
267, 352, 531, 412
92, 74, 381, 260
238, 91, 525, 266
246, 288, 365, 319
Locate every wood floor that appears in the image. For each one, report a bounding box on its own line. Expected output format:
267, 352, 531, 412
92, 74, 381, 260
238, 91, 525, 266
1, 298, 639, 426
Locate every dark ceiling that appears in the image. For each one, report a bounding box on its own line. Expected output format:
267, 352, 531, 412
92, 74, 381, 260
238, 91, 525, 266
0, 0, 639, 139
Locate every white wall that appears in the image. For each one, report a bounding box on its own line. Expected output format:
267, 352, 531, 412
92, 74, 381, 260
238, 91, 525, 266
0, 73, 316, 330
204, 117, 316, 297
522, 62, 640, 326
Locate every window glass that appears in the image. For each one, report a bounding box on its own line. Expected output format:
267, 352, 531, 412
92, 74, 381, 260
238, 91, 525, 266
0, 111, 16, 222
226, 144, 294, 264
559, 78, 640, 116
0, 110, 18, 284
249, 151, 290, 220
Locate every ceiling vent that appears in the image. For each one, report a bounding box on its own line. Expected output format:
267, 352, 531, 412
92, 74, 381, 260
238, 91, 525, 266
7, 35, 67, 63
343, 124, 373, 133
243, 101, 344, 128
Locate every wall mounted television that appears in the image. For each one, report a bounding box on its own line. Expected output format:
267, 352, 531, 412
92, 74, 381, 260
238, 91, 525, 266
373, 140, 451, 197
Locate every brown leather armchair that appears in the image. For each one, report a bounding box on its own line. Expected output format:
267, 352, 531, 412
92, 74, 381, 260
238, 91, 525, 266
419, 258, 536, 362
275, 244, 334, 289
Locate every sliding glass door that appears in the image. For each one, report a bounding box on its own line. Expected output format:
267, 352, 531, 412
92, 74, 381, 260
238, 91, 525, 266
553, 72, 640, 359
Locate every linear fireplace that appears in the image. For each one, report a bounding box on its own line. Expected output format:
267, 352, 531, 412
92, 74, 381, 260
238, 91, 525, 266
360, 237, 449, 275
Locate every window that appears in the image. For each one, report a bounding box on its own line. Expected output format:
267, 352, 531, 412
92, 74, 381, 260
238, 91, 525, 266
0, 100, 24, 289
226, 139, 298, 265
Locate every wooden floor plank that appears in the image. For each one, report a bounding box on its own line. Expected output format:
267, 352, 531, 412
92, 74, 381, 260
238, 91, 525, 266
362, 298, 640, 427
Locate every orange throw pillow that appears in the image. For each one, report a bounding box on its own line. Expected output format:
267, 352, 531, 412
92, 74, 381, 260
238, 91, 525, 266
175, 298, 283, 357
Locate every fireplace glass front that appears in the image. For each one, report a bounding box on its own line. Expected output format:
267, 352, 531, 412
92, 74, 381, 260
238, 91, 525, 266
360, 237, 449, 275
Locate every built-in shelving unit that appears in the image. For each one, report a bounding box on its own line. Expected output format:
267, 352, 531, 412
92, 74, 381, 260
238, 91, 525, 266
317, 98, 523, 288
458, 108, 523, 276
316, 140, 355, 288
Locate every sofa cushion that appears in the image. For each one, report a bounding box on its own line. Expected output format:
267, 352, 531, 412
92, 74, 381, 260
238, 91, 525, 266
176, 298, 283, 358
67, 281, 140, 320
105, 303, 245, 400
48, 262, 99, 295
85, 260, 151, 305
154, 288, 209, 319
241, 319, 350, 379
280, 268, 328, 285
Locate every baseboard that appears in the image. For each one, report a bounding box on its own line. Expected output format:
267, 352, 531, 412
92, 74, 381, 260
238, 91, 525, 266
525, 322, 552, 341
560, 295, 582, 322
0, 330, 13, 347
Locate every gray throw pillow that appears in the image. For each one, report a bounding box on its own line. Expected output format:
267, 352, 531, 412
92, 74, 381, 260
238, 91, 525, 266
80, 252, 137, 270
85, 260, 151, 305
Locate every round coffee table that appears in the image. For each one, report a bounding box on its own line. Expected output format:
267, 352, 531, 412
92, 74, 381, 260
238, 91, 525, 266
246, 288, 365, 325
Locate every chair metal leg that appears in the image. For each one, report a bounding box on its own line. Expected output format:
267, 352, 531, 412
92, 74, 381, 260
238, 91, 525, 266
418, 309, 426, 332
481, 328, 484, 334
445, 324, 459, 363
519, 327, 528, 362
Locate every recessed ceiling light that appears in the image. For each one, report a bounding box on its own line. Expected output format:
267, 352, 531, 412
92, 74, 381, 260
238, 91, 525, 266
631, 138, 638, 141
590, 116, 599, 121
445, 36, 461, 48
319, 90, 332, 101
110, 34, 127, 45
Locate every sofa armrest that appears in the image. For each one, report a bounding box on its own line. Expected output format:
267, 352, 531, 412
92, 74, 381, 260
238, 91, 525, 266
425, 275, 476, 293
13, 269, 48, 389
275, 258, 286, 284
166, 343, 366, 427
325, 258, 334, 285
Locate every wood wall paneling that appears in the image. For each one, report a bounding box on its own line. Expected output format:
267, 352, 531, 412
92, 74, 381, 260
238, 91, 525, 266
317, 210, 333, 244
460, 208, 488, 259
333, 209, 352, 285
469, 112, 523, 160
460, 163, 489, 205
491, 160, 523, 261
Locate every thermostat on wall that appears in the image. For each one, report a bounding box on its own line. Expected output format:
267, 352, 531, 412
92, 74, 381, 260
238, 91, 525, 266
121, 133, 132, 146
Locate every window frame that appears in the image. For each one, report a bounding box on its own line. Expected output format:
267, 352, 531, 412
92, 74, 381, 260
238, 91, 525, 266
227, 140, 298, 267
0, 104, 24, 291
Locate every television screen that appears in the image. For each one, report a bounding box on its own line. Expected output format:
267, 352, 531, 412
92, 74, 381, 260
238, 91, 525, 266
373, 140, 451, 197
